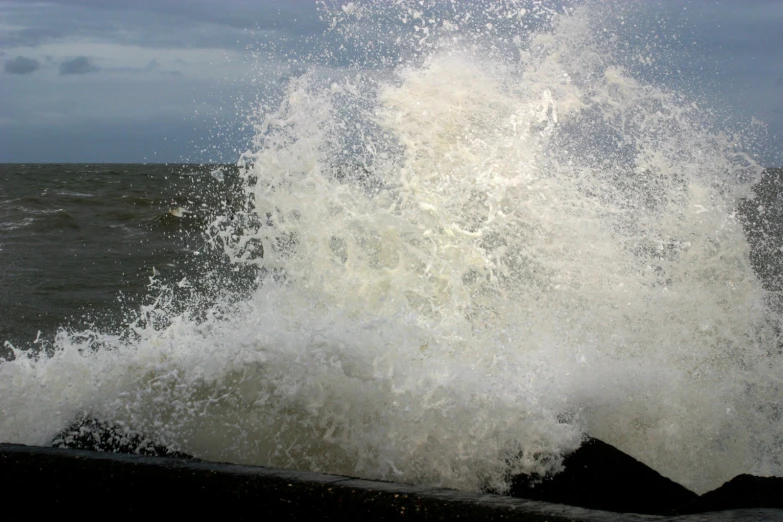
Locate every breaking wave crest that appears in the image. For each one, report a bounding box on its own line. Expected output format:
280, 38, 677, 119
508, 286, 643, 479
2, 1, 781, 494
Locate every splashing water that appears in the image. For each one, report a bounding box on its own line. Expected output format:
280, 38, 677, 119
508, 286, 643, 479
2, 1, 781, 494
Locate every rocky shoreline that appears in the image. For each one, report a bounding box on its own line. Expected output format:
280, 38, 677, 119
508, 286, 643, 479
1, 419, 780, 520
1, 442, 780, 521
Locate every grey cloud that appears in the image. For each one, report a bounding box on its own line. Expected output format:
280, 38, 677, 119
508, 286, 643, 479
776, 75, 783, 87
4, 56, 41, 74
45, 0, 320, 33
59, 56, 100, 75
0, 4, 336, 89
0, 26, 67, 48
108, 59, 183, 76
1, 0, 320, 47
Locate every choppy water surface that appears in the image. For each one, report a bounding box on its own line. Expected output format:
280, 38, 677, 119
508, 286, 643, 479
0, 164, 236, 346
1, 1, 782, 496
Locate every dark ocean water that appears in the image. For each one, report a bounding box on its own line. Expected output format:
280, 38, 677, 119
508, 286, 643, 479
0, 164, 243, 353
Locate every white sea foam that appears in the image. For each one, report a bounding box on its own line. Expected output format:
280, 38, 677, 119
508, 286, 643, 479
1, 1, 781, 494
0, 218, 35, 231
56, 191, 95, 198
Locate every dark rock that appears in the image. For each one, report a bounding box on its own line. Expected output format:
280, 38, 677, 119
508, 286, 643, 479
0, 442, 653, 521
51, 416, 193, 459
507, 437, 697, 515
673, 474, 783, 515
3, 441, 781, 519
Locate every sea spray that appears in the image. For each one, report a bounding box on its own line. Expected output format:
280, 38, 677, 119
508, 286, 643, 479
1, 0, 781, 495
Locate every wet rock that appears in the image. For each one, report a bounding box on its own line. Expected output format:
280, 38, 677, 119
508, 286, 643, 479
673, 474, 783, 514
507, 437, 697, 515
51, 416, 192, 459
1, 442, 647, 521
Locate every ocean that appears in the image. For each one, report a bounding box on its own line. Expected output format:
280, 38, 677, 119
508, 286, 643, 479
0, 164, 220, 348
1, 1, 782, 498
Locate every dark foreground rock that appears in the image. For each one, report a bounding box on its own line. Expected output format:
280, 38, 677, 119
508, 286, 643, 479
0, 443, 652, 521
673, 474, 783, 515
51, 416, 192, 459
507, 438, 698, 515
25, 421, 783, 519
2, 443, 781, 521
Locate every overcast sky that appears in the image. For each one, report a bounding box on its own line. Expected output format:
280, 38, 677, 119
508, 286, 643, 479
1, 0, 782, 165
